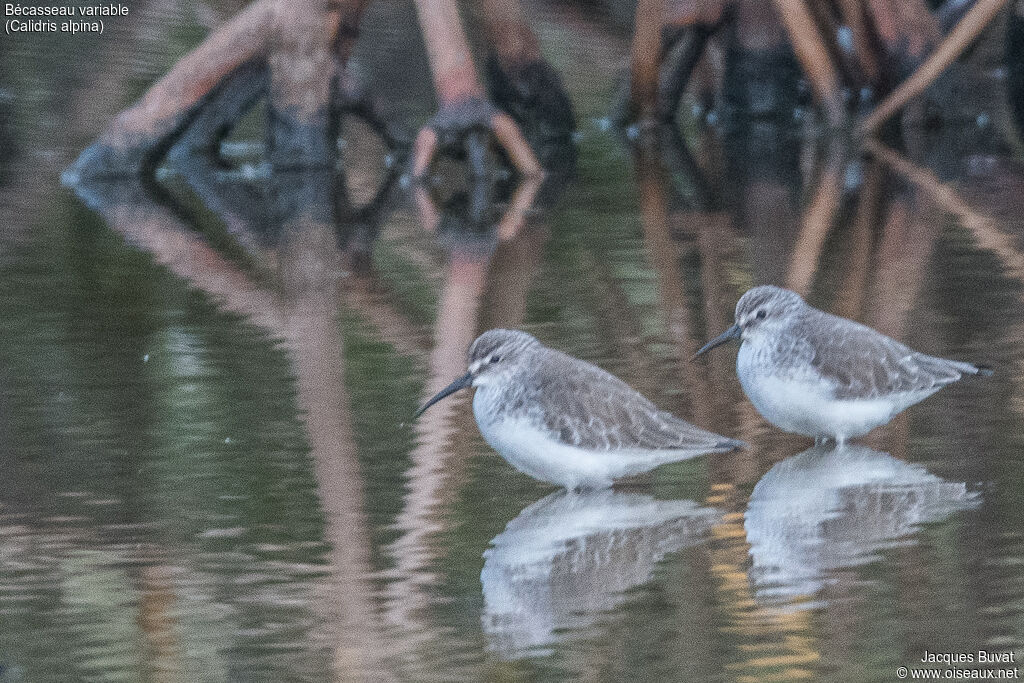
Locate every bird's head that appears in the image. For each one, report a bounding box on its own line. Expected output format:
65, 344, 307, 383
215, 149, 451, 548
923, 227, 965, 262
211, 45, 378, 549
413, 329, 540, 418
696, 285, 806, 356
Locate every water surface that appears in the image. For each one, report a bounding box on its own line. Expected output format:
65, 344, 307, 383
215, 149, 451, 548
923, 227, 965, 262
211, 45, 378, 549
1, 2, 1023, 681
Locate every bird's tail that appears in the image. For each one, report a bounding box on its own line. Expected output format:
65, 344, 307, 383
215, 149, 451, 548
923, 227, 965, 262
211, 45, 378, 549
950, 360, 993, 377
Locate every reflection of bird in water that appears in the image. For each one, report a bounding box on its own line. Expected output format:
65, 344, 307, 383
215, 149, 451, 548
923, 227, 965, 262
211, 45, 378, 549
415, 329, 744, 489
744, 444, 979, 606
481, 489, 720, 657
698, 286, 991, 443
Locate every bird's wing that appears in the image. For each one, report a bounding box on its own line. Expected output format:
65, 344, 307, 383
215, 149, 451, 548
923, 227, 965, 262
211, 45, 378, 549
519, 352, 741, 453
803, 313, 973, 400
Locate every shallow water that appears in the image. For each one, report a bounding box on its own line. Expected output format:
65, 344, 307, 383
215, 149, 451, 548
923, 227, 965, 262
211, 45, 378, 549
2, 2, 1024, 681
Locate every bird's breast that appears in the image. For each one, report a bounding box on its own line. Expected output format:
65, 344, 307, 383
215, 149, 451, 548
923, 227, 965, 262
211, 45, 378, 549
472, 385, 501, 427
737, 339, 774, 378
473, 382, 528, 428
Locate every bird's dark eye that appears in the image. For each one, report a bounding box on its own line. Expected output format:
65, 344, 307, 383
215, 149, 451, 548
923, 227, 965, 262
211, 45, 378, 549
489, 354, 501, 363
755, 309, 767, 320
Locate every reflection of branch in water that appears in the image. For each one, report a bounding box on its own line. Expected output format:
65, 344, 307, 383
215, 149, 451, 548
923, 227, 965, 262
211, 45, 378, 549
381, 251, 488, 639
652, 124, 781, 452
412, 174, 541, 244
335, 167, 402, 275
481, 179, 546, 329
630, 129, 816, 676
138, 563, 182, 682
865, 182, 943, 456
721, 119, 805, 287
174, 159, 432, 366
704, 479, 822, 682
380, 174, 544, 653
481, 490, 720, 658
867, 193, 941, 343
69, 175, 395, 681
786, 137, 847, 297
163, 158, 277, 264
866, 140, 1024, 285
632, 129, 718, 432
835, 161, 883, 320
657, 123, 844, 679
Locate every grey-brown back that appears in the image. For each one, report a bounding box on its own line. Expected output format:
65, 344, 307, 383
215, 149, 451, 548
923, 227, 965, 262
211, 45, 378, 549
487, 345, 741, 453
787, 308, 985, 400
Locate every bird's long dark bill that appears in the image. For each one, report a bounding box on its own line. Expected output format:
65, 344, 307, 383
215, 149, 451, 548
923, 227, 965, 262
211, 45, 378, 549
695, 324, 742, 358
413, 371, 473, 419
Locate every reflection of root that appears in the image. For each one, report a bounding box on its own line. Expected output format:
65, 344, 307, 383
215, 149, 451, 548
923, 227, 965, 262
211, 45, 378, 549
336, 69, 411, 157
611, 25, 714, 127
487, 57, 577, 175
336, 165, 400, 275
656, 26, 714, 122
410, 96, 542, 179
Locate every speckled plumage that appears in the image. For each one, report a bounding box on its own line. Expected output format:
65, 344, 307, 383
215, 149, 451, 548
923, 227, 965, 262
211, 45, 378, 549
426, 329, 743, 489
712, 286, 990, 442
474, 336, 737, 453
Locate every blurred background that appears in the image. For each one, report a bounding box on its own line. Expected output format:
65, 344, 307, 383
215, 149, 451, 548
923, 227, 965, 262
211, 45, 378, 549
1, 0, 1023, 680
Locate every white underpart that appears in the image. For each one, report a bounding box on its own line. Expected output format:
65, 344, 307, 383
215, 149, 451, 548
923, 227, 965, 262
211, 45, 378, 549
473, 400, 707, 489
737, 356, 938, 441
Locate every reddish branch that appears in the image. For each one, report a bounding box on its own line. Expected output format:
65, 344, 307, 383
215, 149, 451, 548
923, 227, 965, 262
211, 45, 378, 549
630, 0, 667, 123
409, 0, 543, 178
859, 0, 1010, 135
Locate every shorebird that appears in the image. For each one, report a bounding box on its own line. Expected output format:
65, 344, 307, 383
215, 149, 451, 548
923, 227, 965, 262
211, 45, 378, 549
414, 329, 744, 489
696, 285, 992, 443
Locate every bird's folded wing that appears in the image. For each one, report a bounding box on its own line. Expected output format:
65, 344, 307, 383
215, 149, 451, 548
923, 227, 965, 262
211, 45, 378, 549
524, 355, 736, 453
806, 316, 967, 399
